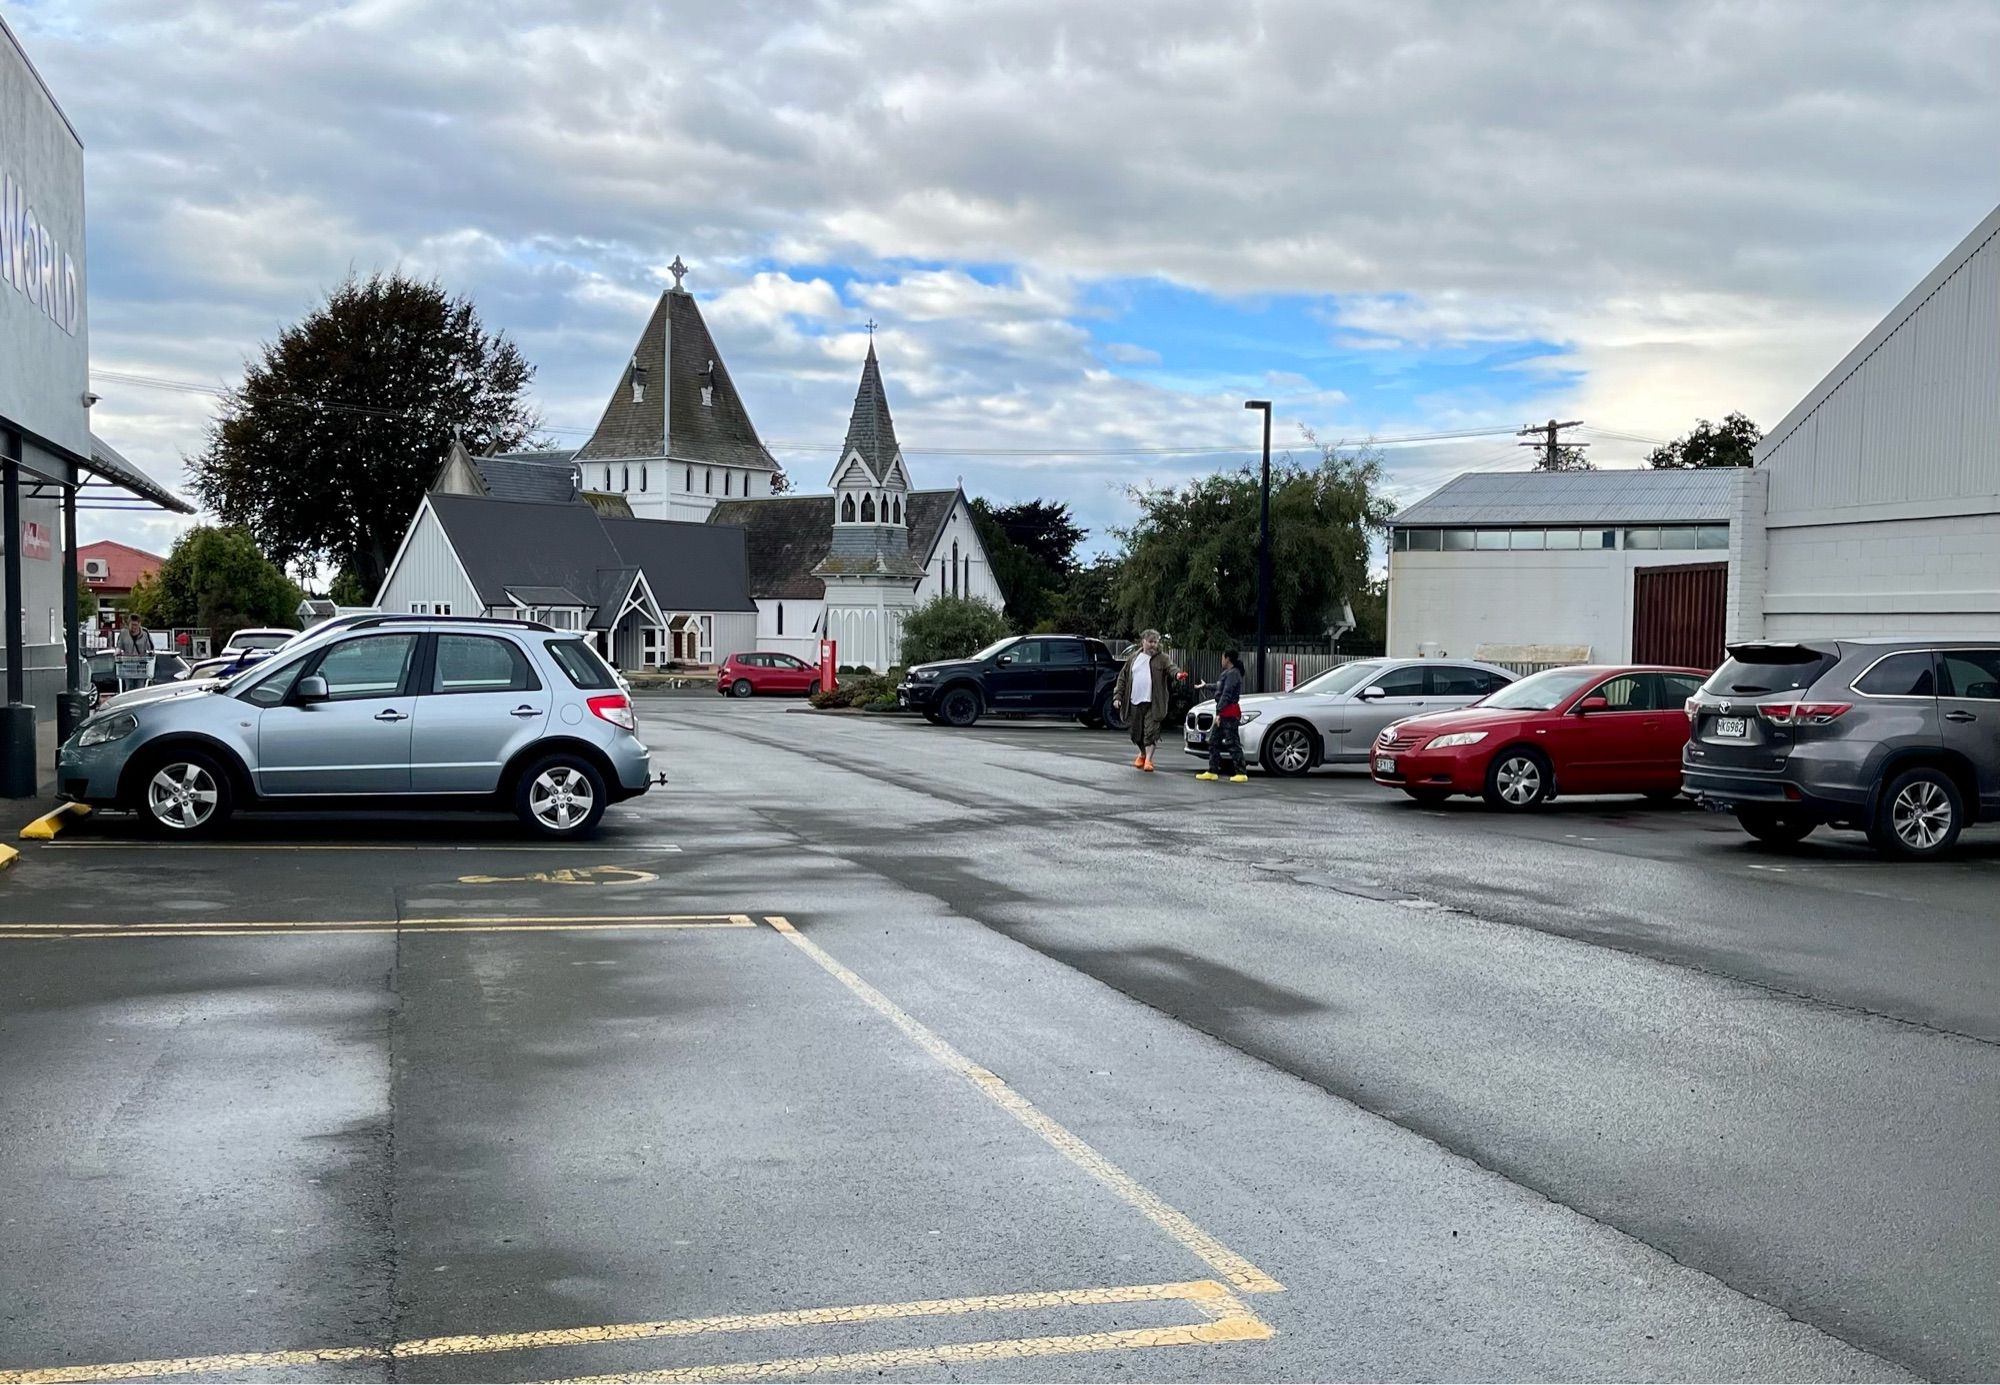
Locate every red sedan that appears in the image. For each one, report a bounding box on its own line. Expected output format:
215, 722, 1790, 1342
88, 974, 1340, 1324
1369, 664, 1710, 809
717, 652, 822, 699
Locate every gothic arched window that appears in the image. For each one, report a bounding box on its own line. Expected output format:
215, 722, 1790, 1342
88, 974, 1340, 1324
951, 541, 960, 596
861, 494, 877, 522
841, 494, 857, 523
893, 497, 903, 525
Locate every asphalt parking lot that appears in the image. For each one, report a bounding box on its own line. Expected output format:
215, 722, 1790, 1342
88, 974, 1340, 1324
1, 692, 1993, 1382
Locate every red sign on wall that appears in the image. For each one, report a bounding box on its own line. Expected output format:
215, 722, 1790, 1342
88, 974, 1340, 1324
21, 521, 51, 560
1282, 659, 1298, 691
819, 639, 838, 692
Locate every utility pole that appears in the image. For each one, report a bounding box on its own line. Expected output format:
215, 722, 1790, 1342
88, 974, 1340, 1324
1244, 400, 1273, 692
1518, 418, 1588, 470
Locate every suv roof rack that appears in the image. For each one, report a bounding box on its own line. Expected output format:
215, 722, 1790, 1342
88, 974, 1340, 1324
347, 614, 556, 633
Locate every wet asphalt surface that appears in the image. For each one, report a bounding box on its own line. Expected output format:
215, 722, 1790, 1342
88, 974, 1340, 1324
0, 692, 1994, 1382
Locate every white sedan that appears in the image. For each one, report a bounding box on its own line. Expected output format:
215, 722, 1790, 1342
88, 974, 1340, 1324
1183, 657, 1519, 775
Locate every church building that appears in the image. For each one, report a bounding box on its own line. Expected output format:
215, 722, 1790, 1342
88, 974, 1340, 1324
394, 259, 1001, 671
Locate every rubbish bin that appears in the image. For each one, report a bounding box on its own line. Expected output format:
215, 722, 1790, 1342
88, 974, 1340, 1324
56, 689, 92, 742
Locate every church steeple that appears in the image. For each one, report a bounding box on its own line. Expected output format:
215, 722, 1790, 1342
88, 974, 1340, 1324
831, 334, 910, 529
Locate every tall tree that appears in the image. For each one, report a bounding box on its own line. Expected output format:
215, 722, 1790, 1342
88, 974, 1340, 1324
1040, 554, 1124, 637
190, 273, 538, 594
1113, 439, 1394, 649
1647, 413, 1761, 469
124, 526, 303, 647
1541, 444, 1595, 472
969, 498, 1089, 631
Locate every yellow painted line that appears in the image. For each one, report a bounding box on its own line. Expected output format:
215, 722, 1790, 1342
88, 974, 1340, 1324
18, 803, 89, 840
762, 916, 1284, 1296
0, 843, 16, 872
0, 1280, 1265, 1384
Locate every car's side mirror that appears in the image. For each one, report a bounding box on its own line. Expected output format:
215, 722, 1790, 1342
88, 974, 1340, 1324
1357, 685, 1386, 701
1575, 695, 1609, 714
295, 675, 330, 704
996, 655, 1013, 667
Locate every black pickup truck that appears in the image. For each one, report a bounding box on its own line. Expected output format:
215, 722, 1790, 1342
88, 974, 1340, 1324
898, 635, 1133, 728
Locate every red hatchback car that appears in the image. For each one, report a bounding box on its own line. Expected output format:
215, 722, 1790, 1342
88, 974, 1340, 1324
1369, 665, 1710, 809
717, 652, 822, 699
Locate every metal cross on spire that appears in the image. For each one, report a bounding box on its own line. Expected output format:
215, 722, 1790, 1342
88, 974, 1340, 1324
668, 255, 689, 291
864, 318, 878, 338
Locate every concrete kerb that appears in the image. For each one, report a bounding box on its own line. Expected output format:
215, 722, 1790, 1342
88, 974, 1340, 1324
18, 802, 90, 841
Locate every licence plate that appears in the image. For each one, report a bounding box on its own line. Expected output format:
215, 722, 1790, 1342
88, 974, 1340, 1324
1712, 717, 1748, 739
1375, 755, 1396, 774
1187, 732, 1207, 746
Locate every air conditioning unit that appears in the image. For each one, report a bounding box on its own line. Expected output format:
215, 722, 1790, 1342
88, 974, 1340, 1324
83, 558, 108, 579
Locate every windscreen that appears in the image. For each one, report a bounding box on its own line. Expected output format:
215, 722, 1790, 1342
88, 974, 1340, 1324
1480, 667, 1600, 711
1702, 644, 1839, 696
1295, 662, 1383, 696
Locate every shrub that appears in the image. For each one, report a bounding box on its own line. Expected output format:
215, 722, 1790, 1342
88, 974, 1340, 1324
810, 672, 897, 710
901, 595, 1010, 665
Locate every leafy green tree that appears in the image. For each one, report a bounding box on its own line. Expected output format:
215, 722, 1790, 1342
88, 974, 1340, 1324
124, 525, 302, 647
1540, 444, 1594, 471
327, 567, 371, 607
1647, 413, 1761, 469
190, 272, 538, 595
1038, 554, 1124, 636
74, 574, 99, 624
969, 498, 1088, 631
1113, 437, 1393, 649
900, 594, 1011, 664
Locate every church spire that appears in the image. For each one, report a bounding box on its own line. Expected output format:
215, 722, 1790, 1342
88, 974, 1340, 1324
836, 334, 902, 485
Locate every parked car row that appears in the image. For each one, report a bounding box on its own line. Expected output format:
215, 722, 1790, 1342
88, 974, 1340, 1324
1176, 639, 2000, 860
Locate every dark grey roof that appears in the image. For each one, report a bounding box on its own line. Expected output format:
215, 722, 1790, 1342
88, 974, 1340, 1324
1391, 468, 1735, 526
474, 454, 578, 504
839, 343, 902, 480
814, 524, 923, 580
503, 585, 588, 607
601, 518, 757, 614
87, 434, 195, 514
427, 493, 755, 618
708, 489, 959, 599
574, 289, 778, 473
488, 448, 578, 465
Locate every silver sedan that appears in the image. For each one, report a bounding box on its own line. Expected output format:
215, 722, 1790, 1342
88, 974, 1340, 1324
1183, 657, 1519, 776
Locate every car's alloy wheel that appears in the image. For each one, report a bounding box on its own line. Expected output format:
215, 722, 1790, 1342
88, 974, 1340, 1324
731, 678, 754, 698
517, 757, 607, 837
940, 687, 980, 727
139, 751, 233, 837
1263, 724, 1314, 776
1484, 750, 1550, 810
1869, 768, 1962, 859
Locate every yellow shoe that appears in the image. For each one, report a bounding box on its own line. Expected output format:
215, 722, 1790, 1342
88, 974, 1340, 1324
1229, 774, 1250, 783
1196, 771, 1219, 781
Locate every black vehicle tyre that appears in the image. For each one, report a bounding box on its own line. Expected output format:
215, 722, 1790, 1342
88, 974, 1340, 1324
939, 686, 982, 728
1736, 808, 1816, 846
1483, 747, 1551, 810
807, 680, 821, 698
85, 684, 101, 710
1261, 722, 1317, 777
137, 748, 234, 838
1099, 695, 1128, 733
730, 678, 754, 699
1866, 766, 1963, 859
515, 753, 609, 838
922, 710, 944, 726
1404, 788, 1450, 807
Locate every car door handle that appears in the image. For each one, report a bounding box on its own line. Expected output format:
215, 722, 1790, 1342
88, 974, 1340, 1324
374, 709, 408, 722
1944, 710, 1977, 723
510, 706, 541, 718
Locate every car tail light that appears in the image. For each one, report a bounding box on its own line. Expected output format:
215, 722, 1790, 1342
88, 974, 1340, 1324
1684, 697, 1699, 721
588, 694, 636, 730
1759, 701, 1851, 727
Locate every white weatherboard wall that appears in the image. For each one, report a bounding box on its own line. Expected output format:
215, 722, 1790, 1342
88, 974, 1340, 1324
1388, 546, 1722, 663
751, 597, 824, 663
1736, 204, 2000, 640
916, 499, 1004, 609
375, 500, 482, 616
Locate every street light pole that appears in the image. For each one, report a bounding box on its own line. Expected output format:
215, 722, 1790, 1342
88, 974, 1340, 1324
1244, 400, 1272, 692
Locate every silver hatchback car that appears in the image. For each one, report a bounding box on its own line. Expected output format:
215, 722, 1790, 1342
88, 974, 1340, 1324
58, 616, 652, 838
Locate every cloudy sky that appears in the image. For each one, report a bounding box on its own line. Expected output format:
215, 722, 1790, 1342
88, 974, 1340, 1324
13, 0, 1998, 560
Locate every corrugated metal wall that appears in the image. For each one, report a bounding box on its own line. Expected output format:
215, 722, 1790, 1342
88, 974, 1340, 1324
1763, 220, 2000, 514
1632, 562, 1728, 669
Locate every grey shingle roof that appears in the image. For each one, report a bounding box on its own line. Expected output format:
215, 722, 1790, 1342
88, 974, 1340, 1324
427, 494, 756, 618
708, 489, 958, 599
839, 342, 901, 480
1391, 468, 1736, 526
503, 585, 588, 607
573, 289, 779, 472
473, 454, 578, 504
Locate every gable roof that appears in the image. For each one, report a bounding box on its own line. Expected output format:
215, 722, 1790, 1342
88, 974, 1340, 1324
1391, 468, 1735, 526
834, 341, 903, 484
476, 453, 578, 503
708, 489, 960, 599
425, 494, 755, 618
76, 539, 164, 590
574, 288, 778, 472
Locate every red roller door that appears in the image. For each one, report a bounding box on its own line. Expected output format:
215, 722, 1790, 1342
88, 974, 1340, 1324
1633, 561, 1727, 670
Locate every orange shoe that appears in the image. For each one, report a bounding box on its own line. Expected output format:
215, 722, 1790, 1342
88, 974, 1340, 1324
1141, 755, 1156, 772
1132, 754, 1147, 768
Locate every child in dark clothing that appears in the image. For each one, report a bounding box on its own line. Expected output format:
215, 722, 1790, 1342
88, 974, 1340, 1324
1197, 650, 1249, 782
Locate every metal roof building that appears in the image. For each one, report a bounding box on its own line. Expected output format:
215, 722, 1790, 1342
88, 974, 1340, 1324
1392, 469, 1735, 528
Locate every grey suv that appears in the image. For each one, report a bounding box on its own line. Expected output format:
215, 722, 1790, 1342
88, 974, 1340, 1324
1683, 638, 2000, 858
58, 616, 653, 838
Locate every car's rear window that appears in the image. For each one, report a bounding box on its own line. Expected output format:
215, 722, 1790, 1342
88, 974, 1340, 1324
546, 638, 618, 690
1703, 644, 1840, 696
